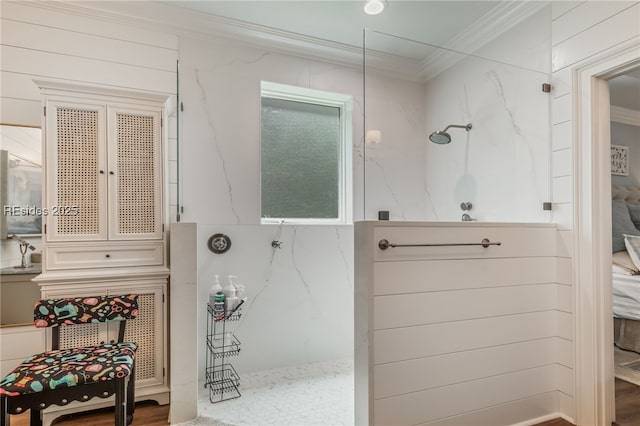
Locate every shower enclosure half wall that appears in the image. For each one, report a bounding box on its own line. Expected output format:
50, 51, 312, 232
362, 18, 552, 223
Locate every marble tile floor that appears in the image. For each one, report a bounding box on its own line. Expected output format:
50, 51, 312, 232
178, 358, 354, 426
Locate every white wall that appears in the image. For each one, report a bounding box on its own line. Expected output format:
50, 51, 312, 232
550, 0, 640, 421
0, 2, 179, 266
355, 222, 566, 426
611, 121, 640, 187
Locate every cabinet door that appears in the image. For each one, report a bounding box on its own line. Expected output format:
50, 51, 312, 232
45, 100, 108, 241
107, 286, 165, 389
107, 106, 163, 241
1, 326, 46, 378
42, 285, 166, 389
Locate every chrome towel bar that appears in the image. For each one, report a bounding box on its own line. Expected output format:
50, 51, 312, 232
378, 238, 501, 250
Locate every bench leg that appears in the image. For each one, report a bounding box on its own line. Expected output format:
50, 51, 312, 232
126, 367, 135, 425
29, 409, 41, 426
0, 396, 9, 426
115, 379, 126, 426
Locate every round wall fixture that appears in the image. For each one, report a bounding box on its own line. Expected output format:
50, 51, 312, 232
207, 233, 232, 254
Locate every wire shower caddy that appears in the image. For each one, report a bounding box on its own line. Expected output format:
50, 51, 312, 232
205, 303, 242, 403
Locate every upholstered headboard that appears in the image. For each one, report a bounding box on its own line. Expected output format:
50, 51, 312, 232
613, 186, 640, 253
613, 186, 640, 204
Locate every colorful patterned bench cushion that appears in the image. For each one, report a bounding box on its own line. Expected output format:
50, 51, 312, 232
34, 294, 138, 328
0, 342, 137, 396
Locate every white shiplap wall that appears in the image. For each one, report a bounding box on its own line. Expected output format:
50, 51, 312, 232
551, 1, 640, 421
355, 221, 566, 426
0, 1, 179, 221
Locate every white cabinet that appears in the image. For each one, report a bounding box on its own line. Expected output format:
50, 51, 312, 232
41, 282, 166, 391
0, 272, 41, 326
45, 241, 164, 271
33, 81, 170, 426
40, 85, 165, 272
0, 326, 45, 379
44, 99, 107, 242
106, 106, 163, 241
38, 279, 169, 426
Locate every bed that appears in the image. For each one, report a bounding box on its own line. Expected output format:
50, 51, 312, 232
612, 186, 640, 352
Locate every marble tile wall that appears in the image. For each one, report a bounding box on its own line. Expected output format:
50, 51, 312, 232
179, 5, 552, 376
178, 37, 380, 376
196, 224, 354, 375
423, 56, 551, 222
362, 72, 429, 221
362, 5, 551, 222
422, 7, 551, 222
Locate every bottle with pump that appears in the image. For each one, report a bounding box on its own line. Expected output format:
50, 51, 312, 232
209, 274, 223, 306
224, 275, 239, 313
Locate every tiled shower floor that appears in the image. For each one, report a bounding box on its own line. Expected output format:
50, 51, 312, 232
179, 358, 354, 426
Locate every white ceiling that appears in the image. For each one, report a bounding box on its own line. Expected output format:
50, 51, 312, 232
163, 0, 501, 50
610, 69, 640, 112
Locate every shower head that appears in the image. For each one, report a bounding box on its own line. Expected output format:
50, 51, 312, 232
429, 123, 472, 144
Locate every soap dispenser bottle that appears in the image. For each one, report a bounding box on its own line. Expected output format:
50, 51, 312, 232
209, 274, 223, 306
224, 275, 239, 312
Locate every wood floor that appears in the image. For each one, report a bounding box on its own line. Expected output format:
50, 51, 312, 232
9, 401, 169, 426
7, 379, 640, 426
612, 378, 640, 426
534, 419, 574, 426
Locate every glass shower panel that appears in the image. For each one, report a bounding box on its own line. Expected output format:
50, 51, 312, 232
363, 11, 551, 223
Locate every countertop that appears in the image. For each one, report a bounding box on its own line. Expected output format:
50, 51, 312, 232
0, 263, 41, 275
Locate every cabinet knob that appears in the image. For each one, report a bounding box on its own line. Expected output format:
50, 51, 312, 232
100, 341, 105, 345
99, 170, 104, 174
109, 171, 114, 175
105, 254, 111, 258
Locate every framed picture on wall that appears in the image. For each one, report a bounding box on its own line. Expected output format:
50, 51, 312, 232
611, 145, 629, 176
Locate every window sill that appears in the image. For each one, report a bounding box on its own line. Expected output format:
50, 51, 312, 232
260, 219, 352, 226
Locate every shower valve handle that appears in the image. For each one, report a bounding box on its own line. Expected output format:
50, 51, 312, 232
460, 202, 473, 211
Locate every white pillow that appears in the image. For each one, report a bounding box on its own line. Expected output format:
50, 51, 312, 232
624, 234, 640, 270
613, 250, 640, 274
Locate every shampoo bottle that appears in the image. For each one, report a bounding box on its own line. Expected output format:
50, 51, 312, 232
209, 274, 223, 306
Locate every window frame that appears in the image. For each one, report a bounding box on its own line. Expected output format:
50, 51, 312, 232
260, 81, 353, 225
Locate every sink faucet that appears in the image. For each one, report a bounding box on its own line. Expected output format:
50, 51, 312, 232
9, 234, 36, 268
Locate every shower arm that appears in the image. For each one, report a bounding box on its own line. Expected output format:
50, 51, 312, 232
442, 124, 472, 132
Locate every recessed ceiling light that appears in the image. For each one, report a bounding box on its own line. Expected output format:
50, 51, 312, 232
364, 0, 386, 15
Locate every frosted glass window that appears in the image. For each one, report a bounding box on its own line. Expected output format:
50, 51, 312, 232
261, 97, 340, 220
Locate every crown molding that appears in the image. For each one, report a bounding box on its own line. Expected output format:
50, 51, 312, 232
419, 1, 549, 81
23, 1, 370, 70
26, 1, 546, 83
611, 105, 640, 127
33, 79, 169, 104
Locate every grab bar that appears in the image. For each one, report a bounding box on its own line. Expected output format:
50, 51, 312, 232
378, 238, 501, 250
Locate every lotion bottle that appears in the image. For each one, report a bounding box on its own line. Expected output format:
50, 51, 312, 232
224, 275, 239, 312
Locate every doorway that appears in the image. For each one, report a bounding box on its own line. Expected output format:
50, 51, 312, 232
609, 67, 640, 424
573, 42, 640, 426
